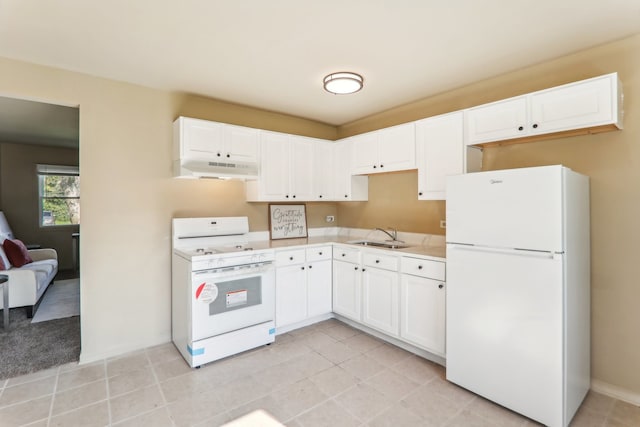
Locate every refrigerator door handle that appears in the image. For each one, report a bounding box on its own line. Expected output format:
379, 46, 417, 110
447, 243, 556, 259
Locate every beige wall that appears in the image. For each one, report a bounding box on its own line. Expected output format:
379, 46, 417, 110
0, 142, 79, 269
338, 171, 445, 234
0, 32, 638, 397
337, 35, 640, 397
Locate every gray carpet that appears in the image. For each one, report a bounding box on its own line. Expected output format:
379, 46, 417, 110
0, 307, 80, 380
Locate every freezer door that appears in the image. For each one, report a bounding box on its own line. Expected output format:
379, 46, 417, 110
446, 244, 565, 426
447, 165, 564, 252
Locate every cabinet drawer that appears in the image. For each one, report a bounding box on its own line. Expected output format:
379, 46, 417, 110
306, 245, 332, 262
363, 252, 399, 271
401, 257, 445, 281
275, 248, 306, 266
333, 247, 361, 264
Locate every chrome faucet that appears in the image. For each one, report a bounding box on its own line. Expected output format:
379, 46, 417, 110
376, 227, 400, 242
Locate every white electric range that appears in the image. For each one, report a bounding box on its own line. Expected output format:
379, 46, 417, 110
172, 216, 275, 368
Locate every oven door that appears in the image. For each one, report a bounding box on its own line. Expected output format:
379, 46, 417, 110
191, 262, 275, 341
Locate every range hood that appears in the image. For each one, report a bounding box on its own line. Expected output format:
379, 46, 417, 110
174, 158, 259, 179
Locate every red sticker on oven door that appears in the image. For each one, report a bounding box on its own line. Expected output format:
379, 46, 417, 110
195, 282, 219, 303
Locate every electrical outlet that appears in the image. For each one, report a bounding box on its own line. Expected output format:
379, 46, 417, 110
326, 215, 335, 223
440, 220, 446, 228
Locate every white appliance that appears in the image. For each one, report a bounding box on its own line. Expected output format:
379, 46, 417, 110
445, 165, 590, 427
172, 216, 276, 368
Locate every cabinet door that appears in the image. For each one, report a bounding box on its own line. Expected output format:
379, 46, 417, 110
530, 75, 615, 135
307, 259, 332, 318
333, 140, 368, 201
182, 118, 225, 160
466, 97, 527, 145
313, 140, 334, 201
224, 125, 259, 162
400, 274, 445, 355
289, 136, 315, 201
416, 112, 464, 200
275, 264, 307, 328
332, 260, 361, 321
351, 132, 379, 174
377, 122, 416, 173
362, 267, 399, 336
260, 132, 290, 200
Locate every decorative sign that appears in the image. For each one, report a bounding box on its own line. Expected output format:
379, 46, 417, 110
269, 204, 308, 240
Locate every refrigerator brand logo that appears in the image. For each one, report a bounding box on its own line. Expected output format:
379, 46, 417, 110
489, 179, 503, 184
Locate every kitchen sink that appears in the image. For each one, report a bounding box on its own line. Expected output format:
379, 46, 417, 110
347, 240, 410, 249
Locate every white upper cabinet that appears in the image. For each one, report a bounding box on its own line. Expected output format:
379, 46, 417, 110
289, 136, 315, 201
377, 123, 417, 172
175, 117, 259, 162
333, 139, 369, 201
351, 122, 416, 174
312, 139, 335, 201
465, 97, 527, 145
466, 73, 623, 146
351, 132, 379, 174
177, 117, 224, 160
246, 133, 316, 201
529, 74, 620, 134
224, 124, 260, 163
416, 111, 464, 200
246, 131, 289, 201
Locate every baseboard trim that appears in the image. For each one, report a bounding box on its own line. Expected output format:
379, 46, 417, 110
591, 379, 640, 405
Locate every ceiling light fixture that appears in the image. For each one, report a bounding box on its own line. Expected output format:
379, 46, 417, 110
323, 72, 363, 95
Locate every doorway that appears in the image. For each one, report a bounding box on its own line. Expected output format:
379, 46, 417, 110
0, 95, 81, 379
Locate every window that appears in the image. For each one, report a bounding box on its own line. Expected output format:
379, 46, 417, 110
37, 164, 80, 227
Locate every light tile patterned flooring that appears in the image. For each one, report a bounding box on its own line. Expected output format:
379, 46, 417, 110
0, 319, 638, 427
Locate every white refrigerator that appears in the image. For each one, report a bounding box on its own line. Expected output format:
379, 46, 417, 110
445, 165, 590, 427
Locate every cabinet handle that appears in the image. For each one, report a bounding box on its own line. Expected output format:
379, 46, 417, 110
362, 268, 366, 272
226, 153, 230, 158
319, 252, 323, 255
319, 195, 323, 198
418, 265, 423, 270
344, 194, 348, 198
532, 123, 539, 129
308, 265, 313, 269
292, 195, 296, 198
289, 256, 294, 261
342, 253, 346, 257
301, 266, 305, 270
216, 152, 221, 157
354, 266, 358, 270
375, 260, 380, 264
518, 126, 524, 131
373, 165, 377, 169
286, 195, 289, 198
380, 164, 384, 168
419, 192, 423, 196
438, 283, 444, 289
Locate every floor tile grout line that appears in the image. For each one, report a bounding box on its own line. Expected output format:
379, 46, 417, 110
44, 366, 62, 427
102, 360, 113, 427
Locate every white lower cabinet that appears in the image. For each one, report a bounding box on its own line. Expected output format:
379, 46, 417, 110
276, 263, 307, 327
332, 247, 362, 321
362, 266, 399, 336
400, 256, 446, 356
275, 246, 332, 330
278, 243, 447, 360
361, 252, 400, 336
307, 258, 332, 317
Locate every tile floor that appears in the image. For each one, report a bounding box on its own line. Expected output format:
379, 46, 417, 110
0, 319, 638, 427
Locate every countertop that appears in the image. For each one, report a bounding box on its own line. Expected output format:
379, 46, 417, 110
246, 232, 446, 261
